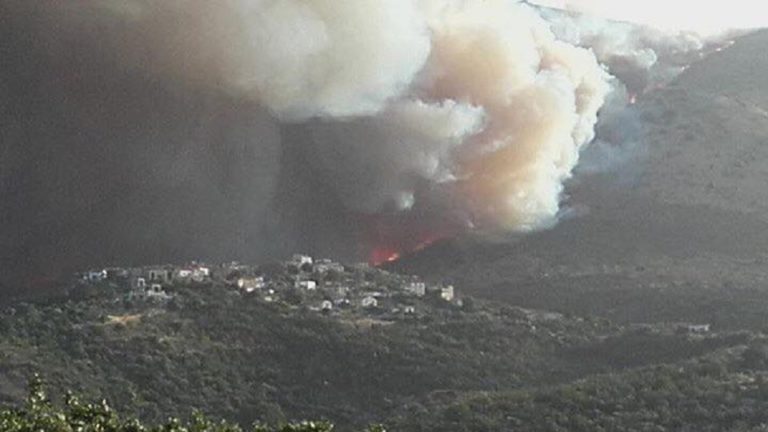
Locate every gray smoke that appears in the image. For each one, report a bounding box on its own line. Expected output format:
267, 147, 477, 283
533, 1, 755, 98
0, 0, 753, 290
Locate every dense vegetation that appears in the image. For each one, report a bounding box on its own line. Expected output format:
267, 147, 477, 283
388, 345, 768, 431
2, 271, 767, 430
1, 375, 382, 431
0, 281, 606, 428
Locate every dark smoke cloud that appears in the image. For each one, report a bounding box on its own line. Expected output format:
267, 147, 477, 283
0, 0, 743, 291
0, 3, 288, 289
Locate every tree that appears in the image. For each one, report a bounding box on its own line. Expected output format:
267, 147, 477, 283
0, 377, 384, 432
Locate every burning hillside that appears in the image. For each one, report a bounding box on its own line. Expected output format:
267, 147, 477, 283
0, 0, 762, 282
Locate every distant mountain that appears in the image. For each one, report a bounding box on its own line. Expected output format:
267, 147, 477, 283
391, 30, 768, 329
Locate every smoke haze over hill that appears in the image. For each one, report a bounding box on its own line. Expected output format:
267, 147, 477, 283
0, 0, 763, 290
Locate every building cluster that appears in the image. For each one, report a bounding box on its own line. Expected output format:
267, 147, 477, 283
628, 322, 713, 337
78, 254, 460, 318
227, 254, 460, 317
81, 262, 214, 301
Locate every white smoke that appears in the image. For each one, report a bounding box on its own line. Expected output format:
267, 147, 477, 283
62, 0, 611, 230
526, 0, 766, 189
419, 0, 610, 228
77, 0, 432, 120
530, 0, 768, 35
539, 10, 705, 94
307, 100, 485, 213
532, 1, 766, 96
7, 0, 752, 262
220, 0, 433, 120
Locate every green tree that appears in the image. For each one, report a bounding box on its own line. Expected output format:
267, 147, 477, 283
0, 377, 384, 432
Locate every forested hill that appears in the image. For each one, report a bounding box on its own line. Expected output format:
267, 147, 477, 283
2, 262, 768, 431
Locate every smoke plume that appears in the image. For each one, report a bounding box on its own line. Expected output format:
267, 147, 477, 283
530, 0, 767, 35
532, 0, 767, 97
0, 0, 760, 286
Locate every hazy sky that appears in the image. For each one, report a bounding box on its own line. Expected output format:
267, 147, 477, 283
530, 0, 768, 34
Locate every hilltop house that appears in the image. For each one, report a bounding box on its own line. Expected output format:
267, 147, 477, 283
147, 268, 172, 283
175, 269, 192, 280
406, 281, 426, 297
264, 291, 275, 303
361, 296, 378, 308
133, 277, 147, 290
147, 284, 167, 298
130, 282, 172, 301
440, 285, 455, 302
290, 254, 313, 268
296, 280, 317, 290
84, 270, 107, 282
238, 276, 266, 293
686, 324, 712, 334
192, 265, 210, 281
174, 264, 211, 283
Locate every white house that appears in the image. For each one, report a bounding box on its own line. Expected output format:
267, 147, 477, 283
321, 300, 333, 311
687, 324, 711, 334
175, 269, 193, 279
406, 282, 426, 297
191, 266, 210, 282
291, 254, 314, 267
440, 285, 455, 302
404, 306, 416, 314
175, 265, 210, 282
361, 296, 378, 308
133, 283, 172, 301
133, 277, 147, 290
296, 280, 317, 290
84, 270, 108, 282
238, 277, 266, 293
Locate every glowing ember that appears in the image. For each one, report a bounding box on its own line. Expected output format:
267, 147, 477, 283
368, 233, 446, 266
370, 248, 402, 266
364, 212, 459, 266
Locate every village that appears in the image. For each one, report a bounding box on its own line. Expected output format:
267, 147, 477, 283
77, 254, 462, 320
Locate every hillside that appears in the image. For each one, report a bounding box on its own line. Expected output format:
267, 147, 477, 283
0, 260, 761, 431
392, 29, 768, 329
388, 348, 768, 432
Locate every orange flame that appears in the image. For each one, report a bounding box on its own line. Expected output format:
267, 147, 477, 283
370, 248, 402, 266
